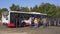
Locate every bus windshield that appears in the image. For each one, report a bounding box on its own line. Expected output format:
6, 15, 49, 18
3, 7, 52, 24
2, 11, 9, 20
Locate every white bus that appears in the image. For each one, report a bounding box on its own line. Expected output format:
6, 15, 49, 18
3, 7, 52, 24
2, 11, 47, 27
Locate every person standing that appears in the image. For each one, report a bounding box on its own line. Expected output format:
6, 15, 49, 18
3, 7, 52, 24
42, 17, 47, 28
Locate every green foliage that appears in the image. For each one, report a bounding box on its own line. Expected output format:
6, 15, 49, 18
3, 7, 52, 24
10, 4, 20, 11
20, 7, 29, 12
55, 6, 60, 17
0, 9, 2, 18
0, 8, 8, 18
0, 3, 60, 18
1, 8, 8, 11
38, 3, 57, 17
47, 5, 56, 17
32, 5, 39, 12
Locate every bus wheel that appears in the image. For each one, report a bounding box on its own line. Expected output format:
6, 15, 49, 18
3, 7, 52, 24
21, 22, 25, 27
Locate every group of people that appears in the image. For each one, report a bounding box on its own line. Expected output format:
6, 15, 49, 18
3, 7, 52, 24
29, 17, 47, 29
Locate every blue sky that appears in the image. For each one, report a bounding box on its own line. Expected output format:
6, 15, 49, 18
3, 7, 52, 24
0, 0, 60, 10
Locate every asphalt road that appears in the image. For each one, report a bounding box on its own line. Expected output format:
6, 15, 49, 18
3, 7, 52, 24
0, 23, 60, 34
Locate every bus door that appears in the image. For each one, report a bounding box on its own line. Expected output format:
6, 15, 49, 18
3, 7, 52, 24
14, 13, 20, 28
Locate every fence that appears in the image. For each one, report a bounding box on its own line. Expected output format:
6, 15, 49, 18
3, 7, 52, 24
47, 17, 60, 26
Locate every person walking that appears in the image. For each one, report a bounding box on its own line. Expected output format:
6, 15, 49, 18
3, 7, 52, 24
29, 17, 34, 28
34, 18, 39, 29
42, 17, 47, 28
38, 18, 41, 27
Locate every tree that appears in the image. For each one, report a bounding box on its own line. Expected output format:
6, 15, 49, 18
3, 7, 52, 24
47, 5, 56, 17
39, 3, 57, 17
20, 7, 29, 12
0, 8, 8, 18
1, 8, 8, 11
10, 4, 20, 11
39, 3, 46, 13
30, 7, 33, 12
30, 5, 39, 12
55, 6, 60, 17
0, 9, 2, 18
